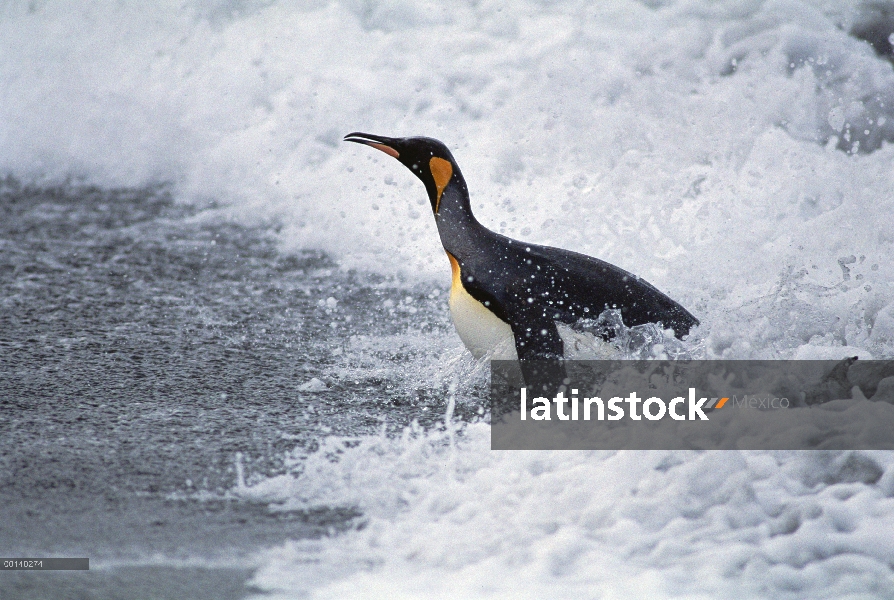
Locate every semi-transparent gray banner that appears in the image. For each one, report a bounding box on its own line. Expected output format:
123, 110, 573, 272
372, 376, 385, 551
491, 359, 894, 450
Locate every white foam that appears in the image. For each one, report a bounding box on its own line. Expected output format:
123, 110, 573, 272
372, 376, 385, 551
793, 345, 874, 360
243, 425, 894, 599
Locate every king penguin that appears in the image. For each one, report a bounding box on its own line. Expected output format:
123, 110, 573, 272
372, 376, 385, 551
344, 132, 699, 361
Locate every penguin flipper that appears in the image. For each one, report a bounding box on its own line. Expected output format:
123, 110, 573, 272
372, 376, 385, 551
509, 314, 564, 360
507, 316, 569, 391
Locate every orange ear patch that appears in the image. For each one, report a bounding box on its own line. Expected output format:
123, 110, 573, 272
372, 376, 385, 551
429, 157, 453, 213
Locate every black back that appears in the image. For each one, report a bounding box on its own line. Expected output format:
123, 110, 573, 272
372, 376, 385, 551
451, 223, 699, 359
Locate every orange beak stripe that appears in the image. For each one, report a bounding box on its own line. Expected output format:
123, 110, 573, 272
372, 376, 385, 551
368, 142, 399, 158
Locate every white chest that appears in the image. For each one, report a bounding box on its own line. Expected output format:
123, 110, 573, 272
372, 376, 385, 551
447, 254, 516, 360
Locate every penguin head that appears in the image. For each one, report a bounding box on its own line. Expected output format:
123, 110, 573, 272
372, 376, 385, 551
344, 132, 458, 215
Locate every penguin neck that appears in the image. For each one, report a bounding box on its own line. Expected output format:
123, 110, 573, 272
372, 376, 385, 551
434, 181, 483, 256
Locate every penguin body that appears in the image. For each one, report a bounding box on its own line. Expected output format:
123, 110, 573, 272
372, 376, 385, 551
344, 133, 699, 360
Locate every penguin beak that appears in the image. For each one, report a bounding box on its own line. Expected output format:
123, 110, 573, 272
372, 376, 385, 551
344, 132, 400, 158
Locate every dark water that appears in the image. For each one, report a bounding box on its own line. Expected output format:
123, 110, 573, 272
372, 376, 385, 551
0, 184, 483, 599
